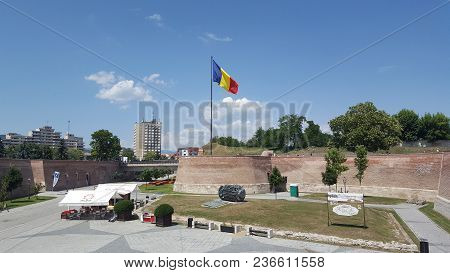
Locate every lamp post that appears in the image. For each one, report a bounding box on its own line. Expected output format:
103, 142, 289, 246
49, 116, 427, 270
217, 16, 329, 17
65, 173, 69, 192
74, 172, 78, 190
27, 178, 31, 199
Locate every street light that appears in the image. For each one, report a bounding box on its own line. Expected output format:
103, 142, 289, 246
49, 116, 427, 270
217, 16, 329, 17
27, 178, 31, 199
65, 173, 69, 192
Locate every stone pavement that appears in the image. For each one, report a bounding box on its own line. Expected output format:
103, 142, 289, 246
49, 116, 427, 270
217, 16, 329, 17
0, 192, 376, 253
248, 192, 450, 253
393, 204, 450, 253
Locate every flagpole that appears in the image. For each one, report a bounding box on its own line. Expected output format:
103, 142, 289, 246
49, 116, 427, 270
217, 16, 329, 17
210, 56, 213, 156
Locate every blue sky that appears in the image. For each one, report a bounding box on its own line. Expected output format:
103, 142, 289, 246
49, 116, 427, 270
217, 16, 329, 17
1, 0, 449, 150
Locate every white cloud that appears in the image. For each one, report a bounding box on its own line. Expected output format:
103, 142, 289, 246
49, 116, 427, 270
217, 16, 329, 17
86, 71, 152, 106
199, 32, 232, 42
96, 80, 152, 103
84, 71, 116, 87
146, 13, 163, 27
143, 73, 166, 86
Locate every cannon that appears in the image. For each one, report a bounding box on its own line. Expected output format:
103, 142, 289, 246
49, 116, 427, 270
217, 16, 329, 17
218, 185, 246, 202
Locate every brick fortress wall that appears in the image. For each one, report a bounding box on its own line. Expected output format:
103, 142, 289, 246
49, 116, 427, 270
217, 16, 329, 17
0, 159, 120, 199
175, 153, 449, 201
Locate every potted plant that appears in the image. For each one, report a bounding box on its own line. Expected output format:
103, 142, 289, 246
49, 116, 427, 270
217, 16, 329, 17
154, 203, 174, 227
114, 200, 134, 221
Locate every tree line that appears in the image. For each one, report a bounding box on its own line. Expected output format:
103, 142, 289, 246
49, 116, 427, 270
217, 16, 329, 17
213, 102, 450, 153
0, 139, 83, 160
213, 116, 331, 152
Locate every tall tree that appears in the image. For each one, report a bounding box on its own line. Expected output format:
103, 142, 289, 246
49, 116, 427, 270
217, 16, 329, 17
394, 109, 420, 142
56, 139, 69, 160
3, 167, 23, 193
418, 113, 450, 142
140, 169, 164, 182
268, 167, 284, 196
121, 148, 136, 161
68, 148, 84, 160
5, 146, 18, 159
354, 145, 368, 186
90, 130, 122, 161
41, 145, 54, 160
321, 148, 349, 188
0, 177, 9, 210
0, 140, 5, 158
278, 114, 306, 151
304, 121, 331, 147
247, 127, 265, 147
143, 151, 160, 161
329, 102, 401, 152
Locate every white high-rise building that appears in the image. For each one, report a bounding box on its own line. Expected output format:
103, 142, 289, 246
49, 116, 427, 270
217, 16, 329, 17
133, 119, 161, 161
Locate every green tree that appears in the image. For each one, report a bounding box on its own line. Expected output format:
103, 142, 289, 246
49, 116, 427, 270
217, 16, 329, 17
143, 151, 159, 161
394, 109, 420, 142
321, 148, 349, 188
32, 183, 45, 200
16, 143, 41, 159
354, 145, 368, 185
56, 139, 69, 160
5, 145, 18, 159
41, 145, 54, 160
304, 121, 331, 147
329, 102, 401, 152
418, 113, 450, 142
247, 127, 265, 147
68, 148, 84, 160
268, 167, 284, 195
140, 169, 164, 182
121, 148, 136, 161
3, 167, 23, 194
278, 114, 306, 151
90, 130, 122, 161
0, 178, 9, 210
0, 140, 5, 158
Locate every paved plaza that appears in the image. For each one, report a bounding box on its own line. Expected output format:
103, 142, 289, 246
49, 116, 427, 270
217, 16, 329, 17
0, 193, 377, 253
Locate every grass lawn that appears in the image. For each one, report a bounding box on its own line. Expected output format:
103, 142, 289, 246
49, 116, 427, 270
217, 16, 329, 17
301, 193, 406, 205
139, 184, 175, 194
201, 143, 450, 157
3, 196, 56, 210
148, 195, 414, 245
419, 203, 450, 234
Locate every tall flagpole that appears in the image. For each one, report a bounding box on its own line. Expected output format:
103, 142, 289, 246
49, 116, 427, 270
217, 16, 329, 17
210, 56, 213, 156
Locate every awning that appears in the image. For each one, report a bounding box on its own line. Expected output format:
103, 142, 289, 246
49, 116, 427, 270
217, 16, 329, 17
59, 190, 116, 207
95, 183, 138, 195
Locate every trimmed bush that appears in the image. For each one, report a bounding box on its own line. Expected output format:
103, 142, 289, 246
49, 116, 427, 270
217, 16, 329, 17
154, 203, 174, 217
114, 200, 134, 215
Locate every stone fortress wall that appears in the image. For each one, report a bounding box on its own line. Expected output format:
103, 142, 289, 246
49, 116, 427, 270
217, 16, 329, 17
435, 153, 450, 218
175, 153, 450, 202
174, 156, 272, 194
0, 159, 120, 198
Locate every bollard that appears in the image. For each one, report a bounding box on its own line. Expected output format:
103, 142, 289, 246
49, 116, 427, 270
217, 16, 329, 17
208, 222, 214, 231
187, 217, 193, 228
419, 239, 429, 253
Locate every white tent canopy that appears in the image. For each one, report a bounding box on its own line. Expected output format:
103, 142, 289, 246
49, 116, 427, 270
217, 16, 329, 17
59, 190, 116, 207
95, 183, 137, 195
58, 183, 138, 207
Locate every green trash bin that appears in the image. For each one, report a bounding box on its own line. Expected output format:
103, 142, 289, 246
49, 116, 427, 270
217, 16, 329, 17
290, 184, 299, 197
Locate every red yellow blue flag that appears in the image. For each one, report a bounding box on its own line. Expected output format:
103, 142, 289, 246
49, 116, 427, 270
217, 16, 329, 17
212, 60, 239, 94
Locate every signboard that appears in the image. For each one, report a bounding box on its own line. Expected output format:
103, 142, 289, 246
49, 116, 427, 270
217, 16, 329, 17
327, 192, 366, 227
328, 192, 363, 203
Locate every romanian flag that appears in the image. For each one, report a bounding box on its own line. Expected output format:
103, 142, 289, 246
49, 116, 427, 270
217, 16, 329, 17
212, 60, 239, 94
